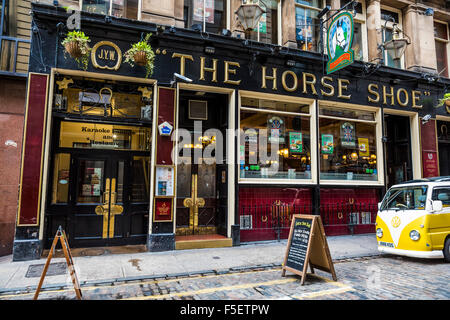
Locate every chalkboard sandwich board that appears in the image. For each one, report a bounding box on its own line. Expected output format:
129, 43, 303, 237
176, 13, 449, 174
282, 215, 337, 285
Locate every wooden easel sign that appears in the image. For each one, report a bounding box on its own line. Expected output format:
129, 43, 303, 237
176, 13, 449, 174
33, 226, 82, 300
281, 215, 337, 285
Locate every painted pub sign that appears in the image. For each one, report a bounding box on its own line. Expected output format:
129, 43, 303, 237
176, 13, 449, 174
326, 11, 355, 75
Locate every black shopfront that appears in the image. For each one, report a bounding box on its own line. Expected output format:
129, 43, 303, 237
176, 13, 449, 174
12, 2, 450, 260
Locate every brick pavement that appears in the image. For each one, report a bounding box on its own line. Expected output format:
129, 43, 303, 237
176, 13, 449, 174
0, 255, 448, 300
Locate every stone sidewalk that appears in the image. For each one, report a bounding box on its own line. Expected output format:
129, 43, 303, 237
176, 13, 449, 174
0, 234, 378, 293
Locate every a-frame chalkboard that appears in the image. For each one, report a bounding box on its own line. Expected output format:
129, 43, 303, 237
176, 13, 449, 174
282, 215, 337, 285
34, 226, 82, 300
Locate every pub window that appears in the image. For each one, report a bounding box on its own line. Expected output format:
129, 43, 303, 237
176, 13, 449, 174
52, 75, 154, 122
239, 96, 312, 180
59, 121, 152, 151
295, 0, 324, 52
434, 20, 449, 78
341, 0, 368, 61
82, 0, 110, 15
248, 0, 279, 45
183, 0, 227, 34
319, 105, 379, 182
82, 0, 139, 20
381, 6, 403, 69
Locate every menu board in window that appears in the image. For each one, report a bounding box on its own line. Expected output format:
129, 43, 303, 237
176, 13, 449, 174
155, 166, 175, 197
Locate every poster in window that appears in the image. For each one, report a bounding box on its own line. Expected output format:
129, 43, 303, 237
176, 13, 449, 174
289, 132, 303, 153
193, 0, 215, 23
295, 10, 313, 43
244, 128, 258, 144
321, 134, 334, 154
259, 13, 267, 33
155, 166, 174, 197
268, 116, 285, 144
358, 138, 370, 157
340, 122, 356, 147
204, 0, 215, 23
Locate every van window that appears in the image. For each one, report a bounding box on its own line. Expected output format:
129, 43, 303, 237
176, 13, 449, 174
380, 185, 428, 211
432, 188, 450, 207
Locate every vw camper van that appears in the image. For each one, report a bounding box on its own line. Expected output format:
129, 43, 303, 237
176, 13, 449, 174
376, 177, 450, 262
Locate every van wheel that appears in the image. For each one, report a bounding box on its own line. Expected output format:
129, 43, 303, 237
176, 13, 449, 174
444, 238, 450, 263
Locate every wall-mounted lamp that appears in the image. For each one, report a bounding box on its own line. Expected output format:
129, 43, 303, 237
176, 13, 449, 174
425, 8, 434, 16
380, 21, 411, 61
235, 0, 266, 38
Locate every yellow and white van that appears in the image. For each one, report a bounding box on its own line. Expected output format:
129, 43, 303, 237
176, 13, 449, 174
376, 177, 450, 262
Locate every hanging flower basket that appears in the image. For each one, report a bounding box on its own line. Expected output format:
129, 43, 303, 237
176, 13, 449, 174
61, 31, 91, 71
124, 33, 155, 78
133, 51, 148, 66
64, 41, 83, 59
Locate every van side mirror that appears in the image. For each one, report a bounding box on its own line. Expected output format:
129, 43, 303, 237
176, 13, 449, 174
377, 202, 381, 211
432, 200, 443, 212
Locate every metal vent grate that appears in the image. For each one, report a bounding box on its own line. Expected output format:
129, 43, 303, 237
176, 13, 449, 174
240, 215, 253, 230
189, 100, 208, 120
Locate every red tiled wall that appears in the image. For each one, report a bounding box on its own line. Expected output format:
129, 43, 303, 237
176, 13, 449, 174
238, 187, 312, 242
320, 188, 379, 204
320, 188, 380, 236
238, 187, 380, 242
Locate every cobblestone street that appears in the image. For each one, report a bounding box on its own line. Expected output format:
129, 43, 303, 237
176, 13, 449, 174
1, 255, 448, 301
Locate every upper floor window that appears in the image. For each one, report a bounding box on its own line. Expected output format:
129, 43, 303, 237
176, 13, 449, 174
82, 0, 139, 20
434, 20, 449, 78
183, 0, 227, 34
248, 0, 279, 45
295, 0, 323, 52
380, 6, 403, 69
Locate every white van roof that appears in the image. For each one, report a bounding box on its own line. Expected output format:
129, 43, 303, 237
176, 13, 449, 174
390, 176, 450, 188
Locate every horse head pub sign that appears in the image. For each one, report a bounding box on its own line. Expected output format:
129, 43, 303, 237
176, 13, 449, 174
326, 11, 355, 75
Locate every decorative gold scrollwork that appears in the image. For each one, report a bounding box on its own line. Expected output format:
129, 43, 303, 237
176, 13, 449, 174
262, 215, 268, 223
95, 178, 123, 239
338, 212, 344, 220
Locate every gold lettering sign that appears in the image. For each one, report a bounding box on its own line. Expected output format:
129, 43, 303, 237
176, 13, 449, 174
91, 41, 122, 71
161, 54, 431, 109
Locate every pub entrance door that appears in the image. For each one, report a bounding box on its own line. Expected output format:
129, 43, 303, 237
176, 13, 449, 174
47, 148, 150, 248
175, 90, 228, 237
438, 120, 450, 176
384, 114, 413, 188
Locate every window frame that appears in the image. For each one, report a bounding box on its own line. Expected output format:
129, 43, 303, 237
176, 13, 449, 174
182, 0, 230, 33
79, 0, 141, 19
350, 0, 368, 62
238, 90, 317, 185
294, 0, 325, 53
318, 100, 384, 186
248, 0, 282, 46
434, 19, 450, 78
380, 5, 404, 69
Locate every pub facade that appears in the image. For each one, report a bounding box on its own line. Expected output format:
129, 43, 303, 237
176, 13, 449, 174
12, 2, 450, 260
